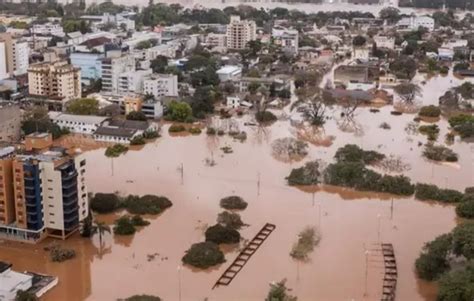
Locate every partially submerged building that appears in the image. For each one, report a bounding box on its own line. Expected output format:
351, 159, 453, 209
0, 261, 58, 300
0, 133, 88, 243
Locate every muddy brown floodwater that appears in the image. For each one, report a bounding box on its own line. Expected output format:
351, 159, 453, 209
1, 75, 472, 301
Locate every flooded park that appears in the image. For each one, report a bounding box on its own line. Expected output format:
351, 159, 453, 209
1, 70, 473, 301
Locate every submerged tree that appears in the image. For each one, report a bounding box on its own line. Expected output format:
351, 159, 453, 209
93, 221, 111, 246
265, 279, 297, 301
393, 83, 422, 104
291, 93, 329, 126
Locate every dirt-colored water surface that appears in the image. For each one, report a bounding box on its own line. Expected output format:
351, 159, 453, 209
1, 74, 472, 301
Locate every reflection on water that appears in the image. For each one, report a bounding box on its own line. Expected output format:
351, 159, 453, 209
2, 73, 472, 301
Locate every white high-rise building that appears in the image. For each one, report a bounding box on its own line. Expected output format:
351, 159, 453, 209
118, 69, 153, 94
0, 33, 30, 78
12, 40, 29, 75
226, 15, 256, 50
101, 53, 136, 94
0, 42, 7, 80
143, 74, 178, 98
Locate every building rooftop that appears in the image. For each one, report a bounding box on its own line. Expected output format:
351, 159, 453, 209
217, 65, 242, 75
0, 262, 12, 274
0, 269, 33, 294
0, 146, 15, 158
108, 119, 149, 131
49, 112, 109, 125
94, 126, 137, 138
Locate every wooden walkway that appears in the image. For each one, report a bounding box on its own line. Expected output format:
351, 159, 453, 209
381, 243, 397, 301
212, 223, 276, 289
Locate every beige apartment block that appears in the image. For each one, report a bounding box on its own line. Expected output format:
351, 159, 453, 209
226, 15, 256, 50
28, 61, 81, 102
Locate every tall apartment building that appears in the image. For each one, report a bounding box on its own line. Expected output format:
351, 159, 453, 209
0, 101, 21, 142
0, 134, 88, 243
101, 53, 136, 94
226, 15, 256, 50
118, 69, 152, 94
143, 74, 178, 98
28, 61, 81, 103
0, 33, 29, 79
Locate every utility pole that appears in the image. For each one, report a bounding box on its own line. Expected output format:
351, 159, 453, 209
257, 172, 261, 196
177, 265, 182, 301
390, 198, 394, 220
364, 249, 370, 297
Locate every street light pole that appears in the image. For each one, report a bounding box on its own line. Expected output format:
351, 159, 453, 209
364, 250, 370, 297
377, 214, 381, 242
177, 265, 182, 301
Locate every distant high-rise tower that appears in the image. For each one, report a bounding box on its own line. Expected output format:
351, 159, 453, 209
226, 15, 256, 50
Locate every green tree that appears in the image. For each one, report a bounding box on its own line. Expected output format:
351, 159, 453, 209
352, 35, 367, 46
393, 83, 421, 104
415, 233, 453, 281
114, 216, 136, 235
437, 261, 474, 301
389, 56, 417, 80
150, 55, 168, 73
265, 279, 297, 301
126, 111, 147, 121
66, 98, 99, 115
167, 101, 192, 122
452, 223, 474, 259
379, 7, 401, 23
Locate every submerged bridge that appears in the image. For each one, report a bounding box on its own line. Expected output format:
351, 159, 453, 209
213, 223, 276, 289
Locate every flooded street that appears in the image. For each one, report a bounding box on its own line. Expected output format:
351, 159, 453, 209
1, 73, 472, 301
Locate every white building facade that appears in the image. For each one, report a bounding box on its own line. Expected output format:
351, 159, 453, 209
143, 74, 178, 98
397, 16, 435, 31
118, 69, 153, 94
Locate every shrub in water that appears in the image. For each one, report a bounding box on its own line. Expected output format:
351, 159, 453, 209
220, 196, 248, 210
131, 215, 150, 226
287, 161, 321, 186
130, 135, 146, 145
419, 105, 441, 118
124, 195, 172, 215
49, 245, 76, 262
182, 242, 225, 269
217, 211, 244, 230
205, 224, 241, 244
290, 227, 321, 261
415, 183, 464, 203
334, 144, 385, 164
423, 144, 458, 162
168, 124, 186, 133
90, 193, 120, 213
114, 216, 136, 235
105, 144, 128, 157
124, 295, 162, 301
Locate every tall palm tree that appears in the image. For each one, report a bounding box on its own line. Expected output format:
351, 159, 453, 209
92, 221, 111, 246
